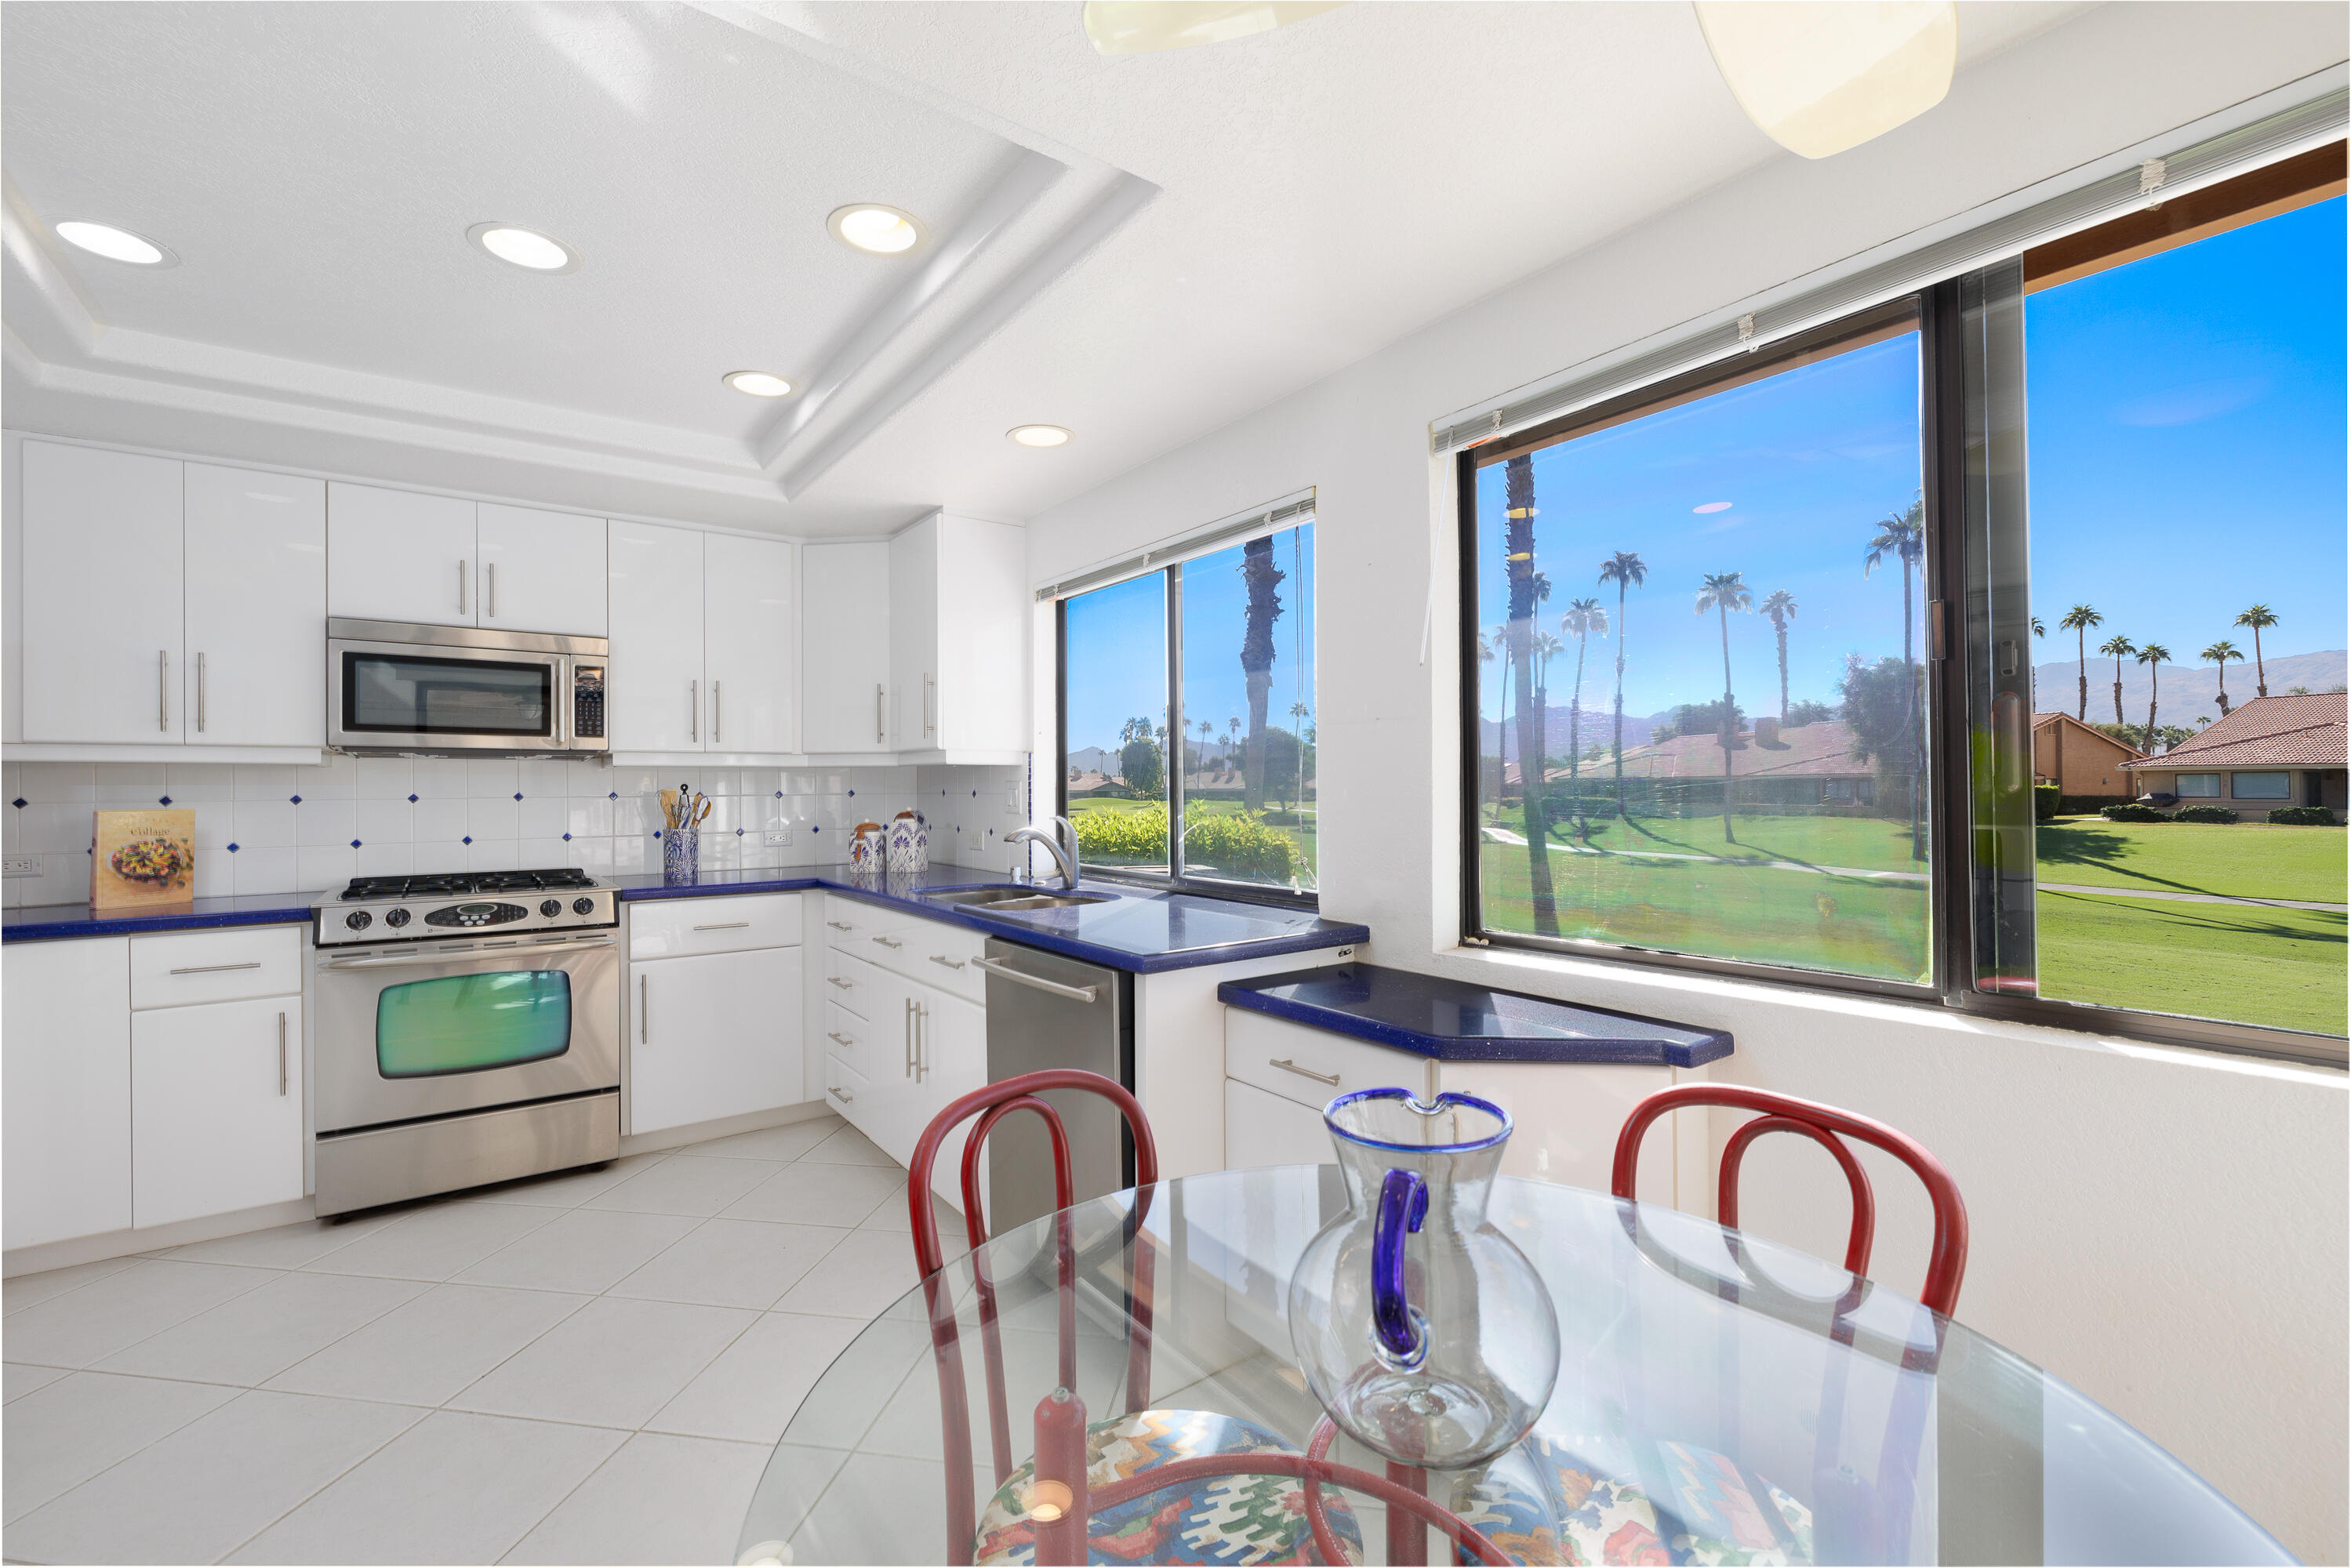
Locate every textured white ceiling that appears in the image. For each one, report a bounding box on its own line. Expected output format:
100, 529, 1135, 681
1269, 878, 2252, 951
0, 1, 2089, 535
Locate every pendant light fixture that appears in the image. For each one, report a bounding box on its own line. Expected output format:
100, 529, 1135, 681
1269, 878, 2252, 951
1082, 1, 1342, 56
1694, 2, 1958, 159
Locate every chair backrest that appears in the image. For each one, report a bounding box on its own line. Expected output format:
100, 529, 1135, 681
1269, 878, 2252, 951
1611, 1084, 1969, 1316
906, 1068, 1160, 1276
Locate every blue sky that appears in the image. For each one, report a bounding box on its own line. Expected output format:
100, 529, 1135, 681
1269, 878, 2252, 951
2024, 194, 2346, 667
1064, 523, 1317, 760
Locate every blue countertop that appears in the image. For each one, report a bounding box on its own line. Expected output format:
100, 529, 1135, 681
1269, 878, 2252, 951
1219, 963, 1733, 1066
616, 864, 1368, 975
2, 893, 317, 942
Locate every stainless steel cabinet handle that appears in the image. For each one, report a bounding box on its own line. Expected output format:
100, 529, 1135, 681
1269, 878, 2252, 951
458, 559, 468, 615
970, 955, 1099, 1003
171, 960, 262, 975
903, 996, 914, 1076
1270, 1057, 1340, 1087
639, 973, 648, 1043
914, 1001, 927, 1081
277, 1011, 289, 1096
829, 1085, 855, 1105
928, 953, 966, 971
689, 679, 698, 742
827, 1030, 854, 1047
826, 975, 854, 990
487, 561, 497, 619
692, 921, 750, 931
713, 681, 721, 744
826, 920, 853, 931
875, 683, 885, 745
197, 652, 207, 734
870, 935, 903, 949
924, 673, 936, 737
158, 651, 169, 731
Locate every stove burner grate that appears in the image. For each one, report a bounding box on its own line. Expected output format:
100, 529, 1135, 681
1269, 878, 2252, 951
339, 867, 596, 901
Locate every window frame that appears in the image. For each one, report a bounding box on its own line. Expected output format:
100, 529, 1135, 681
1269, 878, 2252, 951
1054, 541, 1321, 913
2231, 771, 2292, 800
1457, 205, 2348, 1067
2173, 773, 2223, 798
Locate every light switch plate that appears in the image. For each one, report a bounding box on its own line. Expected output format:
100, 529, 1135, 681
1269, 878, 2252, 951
2, 854, 39, 877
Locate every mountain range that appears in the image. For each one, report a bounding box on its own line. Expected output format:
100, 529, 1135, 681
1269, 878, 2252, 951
2032, 648, 2346, 730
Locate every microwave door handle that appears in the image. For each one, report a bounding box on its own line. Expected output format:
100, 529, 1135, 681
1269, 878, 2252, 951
556, 656, 569, 747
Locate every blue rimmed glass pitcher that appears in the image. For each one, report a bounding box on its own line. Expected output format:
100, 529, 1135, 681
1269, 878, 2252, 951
1288, 1089, 1560, 1471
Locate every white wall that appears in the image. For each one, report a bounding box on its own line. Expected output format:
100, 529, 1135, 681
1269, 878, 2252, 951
1026, 7, 2350, 1559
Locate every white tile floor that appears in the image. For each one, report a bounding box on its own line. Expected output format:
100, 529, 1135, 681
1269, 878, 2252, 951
2, 1116, 962, 1566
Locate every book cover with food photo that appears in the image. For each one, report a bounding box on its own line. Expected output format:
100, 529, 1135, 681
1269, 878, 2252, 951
92, 808, 196, 913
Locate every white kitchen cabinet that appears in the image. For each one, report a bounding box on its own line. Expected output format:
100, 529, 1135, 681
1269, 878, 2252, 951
801, 541, 891, 753
131, 994, 303, 1229
327, 483, 478, 627
20, 440, 186, 743
2, 938, 133, 1250
703, 532, 798, 754
1225, 1076, 1334, 1175
184, 463, 325, 746
630, 946, 805, 1135
477, 502, 607, 636
889, 510, 1028, 757
918, 989, 987, 1211
608, 520, 705, 752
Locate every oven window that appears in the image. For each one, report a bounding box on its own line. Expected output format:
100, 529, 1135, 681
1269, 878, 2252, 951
343, 652, 553, 735
376, 971, 572, 1078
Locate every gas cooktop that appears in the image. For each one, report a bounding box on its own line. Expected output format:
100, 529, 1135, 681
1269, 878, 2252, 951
316, 866, 616, 947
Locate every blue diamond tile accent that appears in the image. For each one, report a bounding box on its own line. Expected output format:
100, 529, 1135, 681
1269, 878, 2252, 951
514, 792, 523, 801
9, 798, 24, 810
562, 833, 572, 841
289, 794, 302, 804
609, 791, 618, 800
653, 829, 662, 839
811, 825, 820, 833
351, 839, 362, 848
159, 796, 173, 805
736, 827, 744, 836
774, 790, 783, 798
227, 843, 241, 853
462, 836, 473, 845
408, 793, 419, 803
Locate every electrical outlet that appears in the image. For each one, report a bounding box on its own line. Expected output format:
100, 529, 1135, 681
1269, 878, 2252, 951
2, 854, 40, 877
764, 828, 792, 845
961, 827, 985, 860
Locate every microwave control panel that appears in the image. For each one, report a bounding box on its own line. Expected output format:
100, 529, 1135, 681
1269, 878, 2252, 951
572, 665, 605, 739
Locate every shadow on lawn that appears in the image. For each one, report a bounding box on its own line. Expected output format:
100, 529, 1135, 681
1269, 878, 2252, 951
2044, 889, 2346, 945
2037, 822, 2217, 898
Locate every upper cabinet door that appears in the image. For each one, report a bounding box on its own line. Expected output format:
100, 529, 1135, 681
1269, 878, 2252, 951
888, 517, 938, 750
327, 483, 477, 627
21, 441, 185, 743
476, 503, 607, 637
933, 514, 1029, 752
801, 542, 891, 753
184, 464, 326, 747
703, 533, 796, 755
607, 520, 704, 752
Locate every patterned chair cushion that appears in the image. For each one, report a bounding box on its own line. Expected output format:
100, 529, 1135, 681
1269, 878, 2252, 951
974, 1408, 1364, 1566
1450, 1431, 1814, 1566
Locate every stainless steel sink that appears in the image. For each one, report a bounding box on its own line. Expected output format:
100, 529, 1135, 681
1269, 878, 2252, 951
922, 887, 1114, 913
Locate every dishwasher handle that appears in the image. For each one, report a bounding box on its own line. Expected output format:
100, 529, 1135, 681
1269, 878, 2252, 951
972, 954, 1100, 1004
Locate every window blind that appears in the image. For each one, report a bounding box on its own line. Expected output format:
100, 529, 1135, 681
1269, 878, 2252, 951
1035, 491, 1314, 601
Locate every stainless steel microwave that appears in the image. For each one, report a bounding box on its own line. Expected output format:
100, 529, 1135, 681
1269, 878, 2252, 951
326, 619, 609, 757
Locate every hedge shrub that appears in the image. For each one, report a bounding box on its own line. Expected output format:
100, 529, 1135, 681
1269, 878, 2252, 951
2099, 803, 2171, 822
1072, 808, 1168, 862
1070, 807, 1296, 880
2033, 783, 2060, 822
2172, 804, 2238, 824
2266, 805, 2340, 826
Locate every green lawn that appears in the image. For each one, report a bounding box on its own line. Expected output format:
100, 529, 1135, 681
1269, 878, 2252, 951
2037, 887, 2346, 1036
1530, 808, 1924, 874
2037, 819, 2348, 904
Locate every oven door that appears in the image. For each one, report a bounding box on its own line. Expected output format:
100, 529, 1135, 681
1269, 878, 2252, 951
328, 633, 570, 753
314, 935, 620, 1134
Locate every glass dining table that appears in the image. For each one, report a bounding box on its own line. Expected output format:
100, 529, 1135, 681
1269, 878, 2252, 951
736, 1167, 2290, 1566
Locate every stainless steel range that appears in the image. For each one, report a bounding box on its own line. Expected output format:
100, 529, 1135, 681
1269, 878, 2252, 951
312, 868, 621, 1215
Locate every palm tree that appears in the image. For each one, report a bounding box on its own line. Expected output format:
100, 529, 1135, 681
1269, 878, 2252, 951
2058, 605, 2102, 721
2098, 634, 2135, 728
1695, 571, 1753, 844
1759, 590, 1797, 720
1597, 551, 1648, 819
1865, 495, 1926, 860
1560, 597, 1606, 824
2029, 615, 2045, 710
1502, 456, 1557, 931
2235, 605, 2277, 697
2200, 641, 2242, 715
1196, 717, 1213, 777
2137, 643, 2172, 747
1238, 538, 1286, 813
1486, 620, 1513, 798
1532, 631, 1563, 817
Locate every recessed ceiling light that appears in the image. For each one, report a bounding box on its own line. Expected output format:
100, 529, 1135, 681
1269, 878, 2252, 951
54, 220, 175, 267
828, 204, 926, 256
1008, 425, 1072, 448
466, 222, 582, 274
724, 370, 795, 398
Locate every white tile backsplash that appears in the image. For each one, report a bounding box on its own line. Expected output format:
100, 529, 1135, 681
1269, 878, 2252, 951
2, 756, 1014, 905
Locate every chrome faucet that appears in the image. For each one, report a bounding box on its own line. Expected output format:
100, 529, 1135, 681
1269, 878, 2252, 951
1008, 815, 1081, 890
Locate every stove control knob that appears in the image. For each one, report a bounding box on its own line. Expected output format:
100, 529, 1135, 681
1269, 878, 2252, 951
383, 907, 412, 928
540, 899, 563, 918
572, 897, 596, 916
344, 909, 372, 931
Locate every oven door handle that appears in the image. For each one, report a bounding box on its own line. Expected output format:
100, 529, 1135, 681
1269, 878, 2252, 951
324, 937, 616, 970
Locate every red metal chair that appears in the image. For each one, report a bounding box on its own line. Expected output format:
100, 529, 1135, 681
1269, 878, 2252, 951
1609, 1083, 1970, 1316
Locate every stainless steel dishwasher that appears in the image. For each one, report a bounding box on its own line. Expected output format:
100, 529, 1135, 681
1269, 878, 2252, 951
977, 936, 1133, 1234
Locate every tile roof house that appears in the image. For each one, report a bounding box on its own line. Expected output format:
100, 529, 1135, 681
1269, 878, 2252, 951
1533, 717, 1890, 808
2121, 692, 2348, 818
2033, 712, 2142, 799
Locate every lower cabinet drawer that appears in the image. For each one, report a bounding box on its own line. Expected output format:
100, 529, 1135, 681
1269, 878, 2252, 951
820, 946, 888, 1021
823, 1052, 870, 1124
628, 892, 803, 960
823, 1000, 877, 1080
131, 927, 302, 1010
1225, 1009, 1436, 1112
878, 921, 987, 1004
